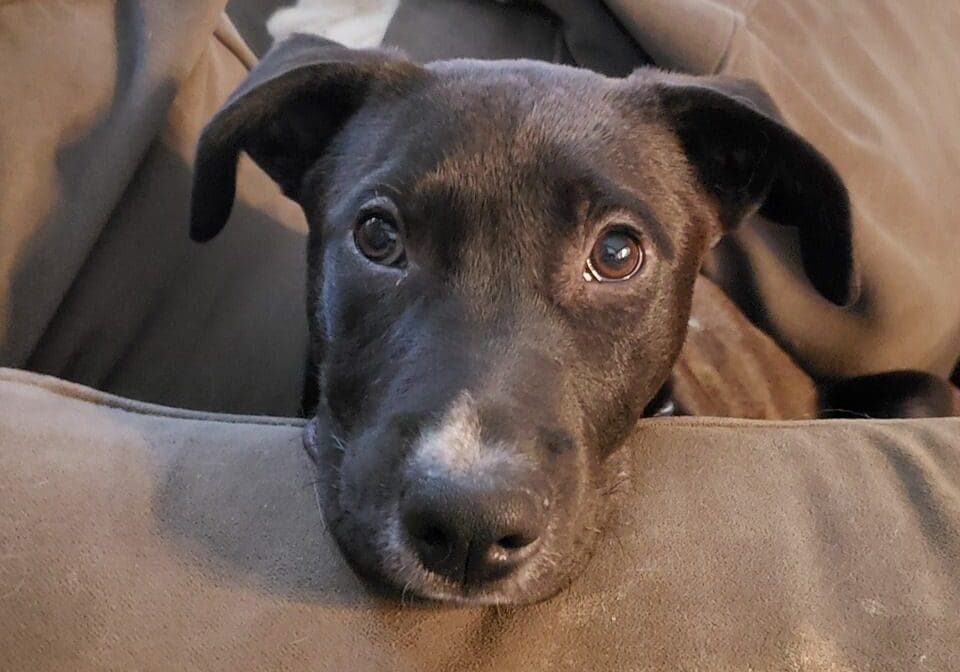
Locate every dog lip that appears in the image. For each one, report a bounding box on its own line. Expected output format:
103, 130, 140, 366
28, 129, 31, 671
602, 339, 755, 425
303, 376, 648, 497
302, 415, 323, 463
408, 586, 520, 607
392, 563, 535, 606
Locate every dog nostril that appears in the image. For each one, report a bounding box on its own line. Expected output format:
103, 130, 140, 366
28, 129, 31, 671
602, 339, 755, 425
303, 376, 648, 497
416, 525, 450, 548
496, 533, 537, 551
484, 531, 541, 569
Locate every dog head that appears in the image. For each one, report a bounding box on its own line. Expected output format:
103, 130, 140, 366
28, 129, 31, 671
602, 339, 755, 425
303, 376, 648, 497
191, 35, 853, 605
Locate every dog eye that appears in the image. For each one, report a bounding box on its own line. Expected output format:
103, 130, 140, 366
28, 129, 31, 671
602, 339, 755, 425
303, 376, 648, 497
354, 214, 405, 266
585, 226, 644, 282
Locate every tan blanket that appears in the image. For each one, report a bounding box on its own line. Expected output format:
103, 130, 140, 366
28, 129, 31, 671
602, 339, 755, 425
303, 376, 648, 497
2, 367, 959, 670
3, 1, 959, 417
0, 1, 307, 416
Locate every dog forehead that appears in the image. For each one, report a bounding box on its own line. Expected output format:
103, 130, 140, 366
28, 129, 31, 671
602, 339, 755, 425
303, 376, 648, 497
340, 60, 674, 208
391, 65, 677, 196
426, 57, 605, 86
426, 61, 618, 137
388, 73, 625, 213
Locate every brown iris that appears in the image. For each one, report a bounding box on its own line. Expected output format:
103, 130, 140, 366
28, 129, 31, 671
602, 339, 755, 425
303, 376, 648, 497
586, 226, 644, 282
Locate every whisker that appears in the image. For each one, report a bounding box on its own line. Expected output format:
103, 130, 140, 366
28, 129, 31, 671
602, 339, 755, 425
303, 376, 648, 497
330, 433, 348, 453
817, 408, 873, 419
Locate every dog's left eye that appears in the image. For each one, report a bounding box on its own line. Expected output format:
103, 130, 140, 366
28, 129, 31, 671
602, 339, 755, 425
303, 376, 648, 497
354, 214, 405, 267
584, 226, 644, 282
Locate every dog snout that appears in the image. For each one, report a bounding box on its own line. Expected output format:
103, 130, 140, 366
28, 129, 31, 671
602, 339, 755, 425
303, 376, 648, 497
381, 389, 578, 594
400, 473, 547, 586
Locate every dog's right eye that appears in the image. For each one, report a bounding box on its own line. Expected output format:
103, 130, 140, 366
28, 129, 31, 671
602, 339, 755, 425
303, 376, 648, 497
354, 214, 405, 267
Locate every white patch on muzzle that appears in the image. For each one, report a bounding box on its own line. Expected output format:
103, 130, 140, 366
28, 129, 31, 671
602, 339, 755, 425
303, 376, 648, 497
410, 392, 520, 480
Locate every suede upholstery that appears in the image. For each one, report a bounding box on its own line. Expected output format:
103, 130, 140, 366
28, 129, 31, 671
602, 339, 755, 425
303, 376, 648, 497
2, 368, 959, 670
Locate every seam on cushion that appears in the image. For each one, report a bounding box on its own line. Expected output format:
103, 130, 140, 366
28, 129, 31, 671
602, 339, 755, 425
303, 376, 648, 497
0, 368, 305, 428
4, 367, 956, 433
710, 2, 745, 73
164, 12, 253, 109
213, 12, 258, 71
5, 368, 957, 432
7, 367, 960, 432
712, 0, 762, 73
638, 416, 960, 432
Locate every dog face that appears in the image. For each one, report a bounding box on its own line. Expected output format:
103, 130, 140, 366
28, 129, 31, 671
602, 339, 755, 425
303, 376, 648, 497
191, 35, 852, 605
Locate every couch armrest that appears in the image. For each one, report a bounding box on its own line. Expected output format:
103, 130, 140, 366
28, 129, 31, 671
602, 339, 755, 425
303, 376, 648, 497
2, 367, 958, 670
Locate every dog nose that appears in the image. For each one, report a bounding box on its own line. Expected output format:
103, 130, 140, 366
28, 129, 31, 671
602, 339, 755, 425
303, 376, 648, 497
400, 476, 546, 586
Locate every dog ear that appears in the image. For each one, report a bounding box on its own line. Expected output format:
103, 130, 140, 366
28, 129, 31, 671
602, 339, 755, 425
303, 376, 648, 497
190, 34, 422, 242
653, 74, 855, 306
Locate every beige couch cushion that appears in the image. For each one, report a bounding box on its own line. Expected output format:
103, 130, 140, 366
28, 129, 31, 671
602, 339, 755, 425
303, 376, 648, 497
2, 367, 959, 670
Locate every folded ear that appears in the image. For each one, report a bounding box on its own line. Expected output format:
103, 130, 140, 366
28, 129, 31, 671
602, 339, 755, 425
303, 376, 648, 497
653, 74, 855, 306
190, 34, 422, 242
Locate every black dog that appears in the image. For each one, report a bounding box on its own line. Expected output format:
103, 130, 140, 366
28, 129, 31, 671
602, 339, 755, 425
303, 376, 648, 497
190, 35, 954, 605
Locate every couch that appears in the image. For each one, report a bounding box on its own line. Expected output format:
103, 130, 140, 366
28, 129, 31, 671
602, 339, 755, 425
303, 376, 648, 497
1, 1, 958, 669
